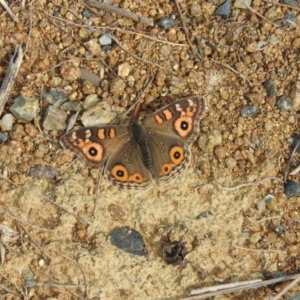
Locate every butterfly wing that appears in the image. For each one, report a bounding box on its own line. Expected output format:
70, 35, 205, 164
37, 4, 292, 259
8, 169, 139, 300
60, 126, 130, 168
142, 96, 205, 184
104, 141, 153, 190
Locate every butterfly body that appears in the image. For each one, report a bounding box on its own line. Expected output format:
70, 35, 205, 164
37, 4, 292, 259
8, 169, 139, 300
60, 96, 206, 190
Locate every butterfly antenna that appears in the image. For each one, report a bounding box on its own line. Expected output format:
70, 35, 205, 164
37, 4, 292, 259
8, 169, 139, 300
131, 101, 142, 119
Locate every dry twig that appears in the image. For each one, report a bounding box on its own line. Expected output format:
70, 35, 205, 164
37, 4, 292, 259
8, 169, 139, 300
216, 176, 283, 191
0, 0, 19, 22
0, 45, 23, 116
174, 0, 203, 61
181, 273, 300, 299
85, 0, 154, 26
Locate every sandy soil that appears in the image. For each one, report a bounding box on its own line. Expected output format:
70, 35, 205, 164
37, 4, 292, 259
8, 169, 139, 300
1, 0, 300, 299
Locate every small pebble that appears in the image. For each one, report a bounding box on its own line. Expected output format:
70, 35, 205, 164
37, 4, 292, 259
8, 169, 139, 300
118, 62, 131, 78
224, 157, 237, 169
42, 106, 67, 130
99, 33, 112, 46
263, 80, 277, 96
22, 269, 35, 289
82, 8, 91, 18
284, 180, 300, 196
44, 88, 68, 107
81, 102, 117, 126
265, 194, 278, 211
83, 94, 100, 109
241, 105, 259, 117
110, 226, 148, 257
195, 210, 212, 219
0, 132, 7, 143
274, 225, 284, 235
157, 17, 176, 30
215, 0, 231, 19
0, 114, 13, 131
276, 96, 293, 112
256, 199, 266, 212
101, 42, 116, 52
60, 101, 82, 112
283, 11, 297, 27
191, 4, 201, 17
10, 96, 39, 121
234, 0, 251, 9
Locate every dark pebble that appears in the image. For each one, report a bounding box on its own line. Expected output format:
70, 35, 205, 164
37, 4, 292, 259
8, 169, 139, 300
241, 105, 259, 117
82, 9, 91, 18
101, 41, 117, 52
279, 0, 299, 7
44, 88, 68, 107
53, 11, 60, 17
110, 226, 148, 257
263, 80, 277, 96
290, 135, 300, 153
22, 269, 35, 288
215, 0, 231, 19
274, 225, 284, 235
0, 132, 8, 143
195, 210, 212, 219
157, 17, 176, 30
283, 11, 297, 27
276, 96, 293, 112
284, 180, 300, 196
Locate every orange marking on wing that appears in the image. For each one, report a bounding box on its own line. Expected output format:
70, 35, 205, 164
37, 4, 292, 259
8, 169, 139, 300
160, 163, 173, 176
109, 128, 116, 138
129, 172, 146, 183
174, 116, 193, 137
155, 115, 163, 124
73, 139, 86, 148
83, 143, 104, 162
169, 146, 184, 165
97, 129, 105, 139
163, 109, 173, 120
111, 165, 129, 182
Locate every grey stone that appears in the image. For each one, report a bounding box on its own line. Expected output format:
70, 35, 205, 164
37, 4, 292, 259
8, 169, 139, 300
60, 101, 82, 112
81, 102, 117, 126
43, 106, 67, 130
10, 95, 39, 121
44, 88, 68, 107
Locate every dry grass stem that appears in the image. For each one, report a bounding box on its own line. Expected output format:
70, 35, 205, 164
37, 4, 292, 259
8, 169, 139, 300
272, 275, 300, 300
181, 273, 300, 299
0, 0, 19, 22
0, 45, 23, 116
216, 176, 284, 191
85, 0, 154, 26
174, 0, 202, 61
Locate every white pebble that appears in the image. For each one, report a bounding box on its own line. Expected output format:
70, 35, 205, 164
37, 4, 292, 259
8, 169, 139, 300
0, 113, 14, 131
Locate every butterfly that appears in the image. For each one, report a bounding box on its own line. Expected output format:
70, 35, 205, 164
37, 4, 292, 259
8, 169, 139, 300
60, 96, 206, 190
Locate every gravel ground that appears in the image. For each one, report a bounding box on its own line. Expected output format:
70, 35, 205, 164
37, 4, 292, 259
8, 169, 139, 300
1, 0, 300, 299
